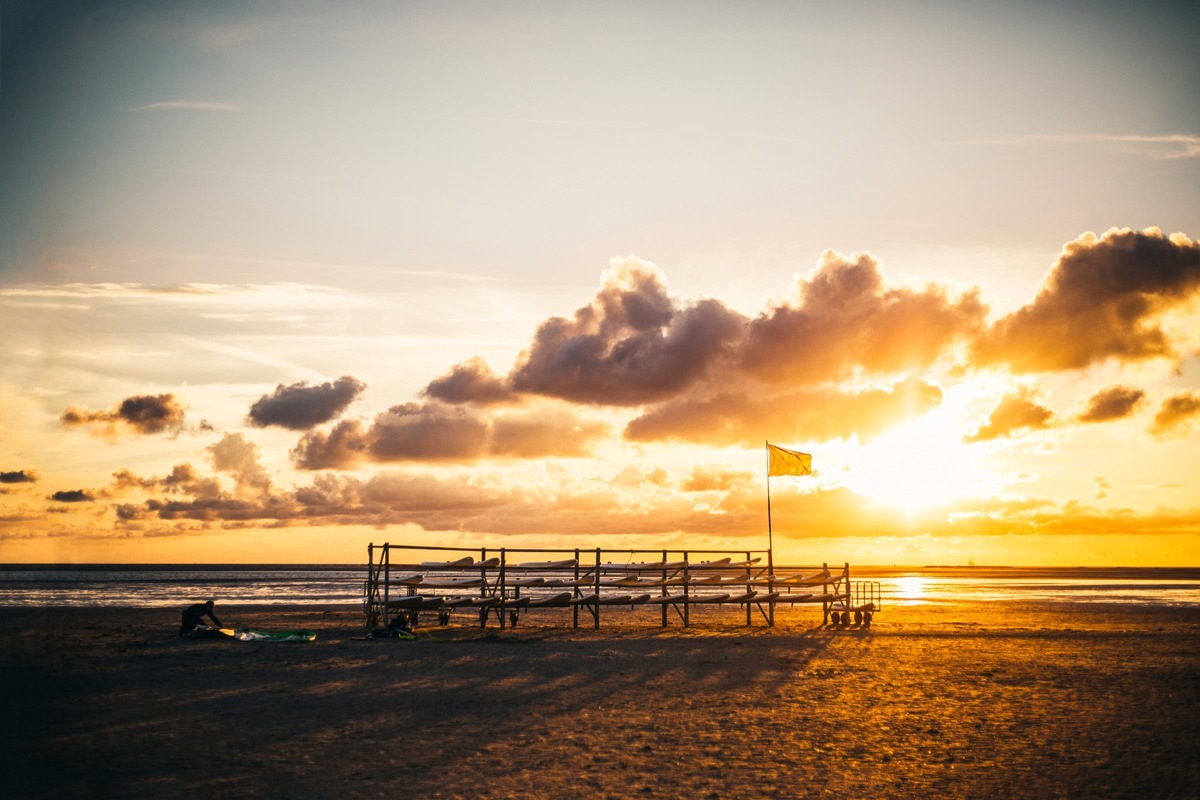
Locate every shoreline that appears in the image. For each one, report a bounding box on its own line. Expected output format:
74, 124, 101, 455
4, 602, 1199, 798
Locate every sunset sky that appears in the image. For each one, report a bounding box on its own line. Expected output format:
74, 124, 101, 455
2, 1, 1198, 566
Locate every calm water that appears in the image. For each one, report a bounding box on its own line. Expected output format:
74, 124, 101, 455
0, 565, 368, 608
1, 564, 1198, 609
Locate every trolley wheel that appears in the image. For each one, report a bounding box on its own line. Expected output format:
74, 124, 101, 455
854, 610, 863, 625
829, 611, 840, 625
438, 610, 451, 626
509, 611, 519, 627
479, 608, 488, 627
863, 611, 873, 625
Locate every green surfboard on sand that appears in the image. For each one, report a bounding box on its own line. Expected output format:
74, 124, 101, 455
228, 629, 317, 642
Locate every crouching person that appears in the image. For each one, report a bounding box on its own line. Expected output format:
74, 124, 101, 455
179, 599, 222, 637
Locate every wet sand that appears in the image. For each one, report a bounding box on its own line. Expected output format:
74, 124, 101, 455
2, 600, 1199, 799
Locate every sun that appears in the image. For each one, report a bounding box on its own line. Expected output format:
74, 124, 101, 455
841, 408, 995, 515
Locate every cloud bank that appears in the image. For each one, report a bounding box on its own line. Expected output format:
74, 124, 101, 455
10, 229, 1200, 545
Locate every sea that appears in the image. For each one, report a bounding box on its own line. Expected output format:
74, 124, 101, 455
1, 564, 1199, 609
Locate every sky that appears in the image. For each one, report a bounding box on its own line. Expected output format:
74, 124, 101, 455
1, 0, 1198, 566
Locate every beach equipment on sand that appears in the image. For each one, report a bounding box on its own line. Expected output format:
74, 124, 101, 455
226, 629, 317, 642
363, 543, 883, 632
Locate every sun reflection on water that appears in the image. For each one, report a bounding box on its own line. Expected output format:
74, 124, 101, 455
893, 576, 928, 604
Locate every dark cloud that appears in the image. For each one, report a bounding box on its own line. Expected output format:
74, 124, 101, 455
741, 250, 987, 385
291, 420, 368, 470
368, 403, 489, 461
1150, 391, 1200, 439
60, 393, 187, 437
509, 258, 747, 405
974, 228, 1200, 372
410, 251, 976, 449
248, 375, 366, 430
423, 359, 514, 405
51, 489, 93, 503
291, 403, 609, 468
625, 377, 943, 446
1077, 385, 1145, 423
1, 470, 37, 483
965, 388, 1055, 442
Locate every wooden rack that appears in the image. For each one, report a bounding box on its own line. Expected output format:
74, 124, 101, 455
363, 543, 880, 630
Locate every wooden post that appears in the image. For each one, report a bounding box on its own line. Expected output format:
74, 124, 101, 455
366, 543, 375, 628
593, 548, 601, 629
576, 546, 585, 628
767, 546, 776, 627
498, 549, 507, 630
381, 543, 391, 627
845, 562, 851, 614
674, 551, 685, 628
822, 561, 829, 625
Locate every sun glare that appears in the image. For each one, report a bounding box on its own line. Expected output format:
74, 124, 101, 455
842, 409, 993, 515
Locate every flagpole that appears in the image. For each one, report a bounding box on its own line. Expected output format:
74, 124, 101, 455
765, 441, 773, 557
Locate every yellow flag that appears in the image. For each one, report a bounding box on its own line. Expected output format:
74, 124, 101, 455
767, 443, 812, 477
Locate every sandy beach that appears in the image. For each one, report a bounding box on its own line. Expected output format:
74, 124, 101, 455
3, 600, 1199, 799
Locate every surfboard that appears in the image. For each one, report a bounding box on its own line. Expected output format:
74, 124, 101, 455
233, 629, 316, 642
420, 557, 475, 568
769, 592, 814, 603
516, 558, 578, 569
596, 576, 641, 586
593, 593, 652, 605
504, 577, 546, 587
419, 577, 485, 589
686, 592, 731, 604
541, 575, 596, 587
526, 592, 572, 607
602, 560, 688, 572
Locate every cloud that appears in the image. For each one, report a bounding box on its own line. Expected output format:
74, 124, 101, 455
682, 466, 754, 493
108, 464, 222, 500
1076, 385, 1145, 423
965, 388, 1055, 442
291, 403, 609, 468
60, 394, 187, 438
367, 403, 490, 461
423, 358, 515, 405
1, 470, 37, 484
488, 410, 610, 458
1150, 392, 1200, 439
422, 251, 976, 451
291, 420, 369, 470
114, 442, 290, 526
208, 433, 272, 499
974, 228, 1200, 372
248, 375, 366, 430
740, 250, 987, 385
626, 376, 944, 446
509, 257, 747, 405
51, 490, 93, 503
